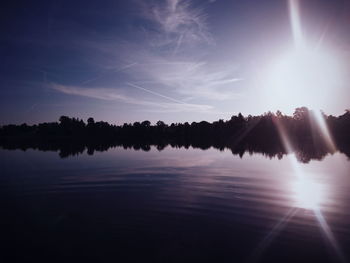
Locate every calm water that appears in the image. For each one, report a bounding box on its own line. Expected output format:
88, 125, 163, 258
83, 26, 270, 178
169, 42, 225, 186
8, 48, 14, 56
1, 147, 350, 262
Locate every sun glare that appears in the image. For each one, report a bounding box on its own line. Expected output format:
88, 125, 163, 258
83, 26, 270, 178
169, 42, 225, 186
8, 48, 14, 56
292, 177, 325, 210
258, 0, 344, 114
262, 46, 342, 113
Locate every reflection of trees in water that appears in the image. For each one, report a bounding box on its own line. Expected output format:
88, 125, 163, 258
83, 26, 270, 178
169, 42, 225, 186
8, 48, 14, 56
0, 107, 349, 162
0, 136, 347, 163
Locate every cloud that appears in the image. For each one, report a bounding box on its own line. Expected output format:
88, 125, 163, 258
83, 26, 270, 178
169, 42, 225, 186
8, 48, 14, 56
141, 0, 213, 50
50, 83, 214, 113
36, 1, 243, 112
134, 58, 244, 101
64, 37, 243, 103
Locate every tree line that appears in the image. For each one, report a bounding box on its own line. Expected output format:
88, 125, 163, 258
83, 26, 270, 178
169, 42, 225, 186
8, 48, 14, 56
0, 107, 349, 162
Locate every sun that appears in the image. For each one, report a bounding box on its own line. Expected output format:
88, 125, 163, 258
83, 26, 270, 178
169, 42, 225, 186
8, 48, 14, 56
260, 46, 342, 114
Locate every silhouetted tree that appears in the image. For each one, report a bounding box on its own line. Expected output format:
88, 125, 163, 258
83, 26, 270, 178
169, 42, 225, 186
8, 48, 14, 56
87, 117, 95, 125
1, 107, 350, 162
141, 120, 151, 127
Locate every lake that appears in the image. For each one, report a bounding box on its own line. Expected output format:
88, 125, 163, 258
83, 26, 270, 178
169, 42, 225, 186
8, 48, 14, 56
1, 147, 350, 262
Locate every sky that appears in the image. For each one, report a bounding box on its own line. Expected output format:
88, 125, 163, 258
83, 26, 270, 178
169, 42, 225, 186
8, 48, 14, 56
1, 0, 350, 125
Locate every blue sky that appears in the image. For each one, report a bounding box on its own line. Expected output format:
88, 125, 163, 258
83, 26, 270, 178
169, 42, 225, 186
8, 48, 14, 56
1, 0, 350, 124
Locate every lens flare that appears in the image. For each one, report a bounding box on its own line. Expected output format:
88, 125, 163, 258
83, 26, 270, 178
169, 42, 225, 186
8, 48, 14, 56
251, 1, 346, 261
288, 0, 303, 48
311, 110, 336, 152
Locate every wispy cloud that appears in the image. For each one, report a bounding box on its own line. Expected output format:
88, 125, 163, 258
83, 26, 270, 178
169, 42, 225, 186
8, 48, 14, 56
134, 58, 244, 101
141, 0, 213, 50
80, 62, 138, 85
31, 0, 243, 116
127, 82, 189, 105
50, 83, 214, 113
67, 38, 243, 102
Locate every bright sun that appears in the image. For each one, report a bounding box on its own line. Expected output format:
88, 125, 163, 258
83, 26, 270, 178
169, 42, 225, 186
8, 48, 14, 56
261, 46, 342, 114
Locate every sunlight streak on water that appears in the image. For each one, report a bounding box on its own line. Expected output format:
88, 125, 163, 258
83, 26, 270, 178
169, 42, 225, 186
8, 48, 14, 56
278, 133, 346, 262
315, 209, 347, 263
269, 98, 345, 261
256, 118, 347, 262
251, 207, 298, 262
291, 178, 325, 210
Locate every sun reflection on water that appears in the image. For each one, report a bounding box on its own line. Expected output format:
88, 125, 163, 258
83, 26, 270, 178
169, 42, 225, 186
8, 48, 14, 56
291, 177, 326, 210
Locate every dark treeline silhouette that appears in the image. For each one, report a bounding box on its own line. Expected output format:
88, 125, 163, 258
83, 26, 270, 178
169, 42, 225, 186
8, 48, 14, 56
1, 107, 350, 162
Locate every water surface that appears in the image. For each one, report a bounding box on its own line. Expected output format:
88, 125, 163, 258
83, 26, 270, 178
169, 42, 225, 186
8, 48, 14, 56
1, 147, 350, 262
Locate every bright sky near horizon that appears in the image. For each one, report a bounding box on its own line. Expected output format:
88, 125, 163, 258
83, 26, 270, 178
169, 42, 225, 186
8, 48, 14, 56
1, 0, 350, 125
